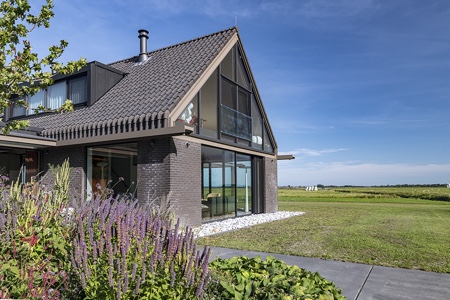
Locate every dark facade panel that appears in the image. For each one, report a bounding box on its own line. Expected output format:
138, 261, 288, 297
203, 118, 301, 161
90, 62, 126, 106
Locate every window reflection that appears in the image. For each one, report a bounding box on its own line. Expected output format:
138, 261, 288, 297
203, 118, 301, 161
87, 143, 137, 198
236, 154, 252, 216
201, 146, 255, 221
177, 94, 198, 128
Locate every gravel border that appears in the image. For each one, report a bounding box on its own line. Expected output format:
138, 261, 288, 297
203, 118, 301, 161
194, 211, 304, 238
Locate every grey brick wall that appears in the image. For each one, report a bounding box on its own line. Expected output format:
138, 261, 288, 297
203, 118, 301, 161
40, 146, 86, 200
136, 138, 171, 205
169, 138, 202, 227
263, 156, 278, 213
136, 137, 202, 227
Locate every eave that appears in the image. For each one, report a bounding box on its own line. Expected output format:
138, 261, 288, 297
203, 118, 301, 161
0, 132, 57, 149
56, 123, 194, 147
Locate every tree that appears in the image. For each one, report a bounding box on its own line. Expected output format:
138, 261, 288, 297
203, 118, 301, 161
0, 0, 86, 134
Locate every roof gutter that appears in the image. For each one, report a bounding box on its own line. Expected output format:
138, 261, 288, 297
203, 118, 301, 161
56, 123, 194, 147
0, 133, 57, 149
277, 154, 295, 160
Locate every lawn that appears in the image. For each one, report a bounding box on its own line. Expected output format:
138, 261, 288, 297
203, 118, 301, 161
197, 187, 450, 273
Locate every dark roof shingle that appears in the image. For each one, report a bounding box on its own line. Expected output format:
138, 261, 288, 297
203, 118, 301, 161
28, 27, 237, 132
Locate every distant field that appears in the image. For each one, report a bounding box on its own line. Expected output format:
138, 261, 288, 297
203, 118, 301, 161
279, 186, 450, 202
198, 187, 450, 273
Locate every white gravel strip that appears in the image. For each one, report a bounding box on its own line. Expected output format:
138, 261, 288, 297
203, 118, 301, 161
194, 211, 304, 238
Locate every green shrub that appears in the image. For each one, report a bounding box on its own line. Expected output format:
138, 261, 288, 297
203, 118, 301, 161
70, 197, 211, 299
0, 160, 74, 299
206, 256, 345, 300
1, 160, 211, 299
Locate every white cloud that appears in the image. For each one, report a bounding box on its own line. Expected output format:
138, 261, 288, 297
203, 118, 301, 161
279, 148, 347, 157
278, 161, 450, 186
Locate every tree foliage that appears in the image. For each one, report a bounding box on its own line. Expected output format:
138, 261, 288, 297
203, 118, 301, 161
0, 0, 86, 134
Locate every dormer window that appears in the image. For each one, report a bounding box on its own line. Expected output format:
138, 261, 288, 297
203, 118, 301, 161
11, 75, 88, 117
68, 76, 88, 104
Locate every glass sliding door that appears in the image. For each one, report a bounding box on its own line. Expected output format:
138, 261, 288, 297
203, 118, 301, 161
224, 150, 236, 216
236, 154, 252, 216
201, 146, 226, 220
201, 145, 263, 222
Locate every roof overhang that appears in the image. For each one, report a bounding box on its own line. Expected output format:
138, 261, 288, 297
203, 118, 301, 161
0, 133, 57, 149
277, 154, 295, 160
56, 123, 194, 147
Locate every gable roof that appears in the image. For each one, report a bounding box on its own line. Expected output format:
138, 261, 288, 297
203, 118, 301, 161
27, 27, 237, 136
21, 27, 277, 151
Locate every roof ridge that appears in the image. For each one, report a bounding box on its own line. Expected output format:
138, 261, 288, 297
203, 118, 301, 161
108, 26, 238, 65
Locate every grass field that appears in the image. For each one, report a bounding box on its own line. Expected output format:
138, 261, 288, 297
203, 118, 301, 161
198, 187, 450, 273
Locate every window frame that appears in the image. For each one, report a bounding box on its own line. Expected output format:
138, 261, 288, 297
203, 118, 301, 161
9, 73, 88, 118
176, 43, 275, 154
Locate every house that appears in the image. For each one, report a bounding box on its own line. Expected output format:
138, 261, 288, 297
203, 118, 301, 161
0, 27, 280, 226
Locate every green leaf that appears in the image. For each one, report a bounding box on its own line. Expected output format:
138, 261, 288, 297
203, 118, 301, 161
244, 281, 253, 298
221, 281, 236, 296
234, 290, 243, 300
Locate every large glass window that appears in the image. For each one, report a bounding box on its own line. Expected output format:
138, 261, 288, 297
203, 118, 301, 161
199, 70, 218, 138
221, 47, 235, 81
236, 154, 252, 216
11, 96, 26, 117
201, 145, 261, 221
47, 81, 66, 110
27, 90, 45, 115
221, 79, 236, 109
237, 52, 250, 89
69, 76, 88, 104
10, 75, 88, 117
202, 146, 227, 220
177, 43, 274, 153
224, 150, 236, 216
177, 94, 198, 130
220, 70, 252, 142
221, 105, 252, 141
263, 124, 274, 153
238, 88, 250, 115
87, 143, 137, 198
251, 97, 263, 149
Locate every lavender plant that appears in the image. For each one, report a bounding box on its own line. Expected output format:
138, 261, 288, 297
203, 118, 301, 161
1, 160, 211, 299
70, 195, 211, 299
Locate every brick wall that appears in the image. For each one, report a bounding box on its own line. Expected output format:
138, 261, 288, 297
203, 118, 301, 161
136, 138, 171, 205
40, 145, 85, 200
263, 156, 278, 213
136, 137, 202, 227
169, 138, 202, 227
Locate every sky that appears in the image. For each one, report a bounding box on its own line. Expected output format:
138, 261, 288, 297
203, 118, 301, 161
28, 0, 450, 186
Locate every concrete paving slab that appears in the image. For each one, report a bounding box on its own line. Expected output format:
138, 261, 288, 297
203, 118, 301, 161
357, 265, 450, 300
208, 246, 450, 300
209, 246, 371, 300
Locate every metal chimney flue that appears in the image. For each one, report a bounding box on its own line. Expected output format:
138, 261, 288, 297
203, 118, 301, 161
138, 29, 149, 63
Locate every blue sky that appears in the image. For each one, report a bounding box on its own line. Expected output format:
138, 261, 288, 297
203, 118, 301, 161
31, 0, 450, 186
